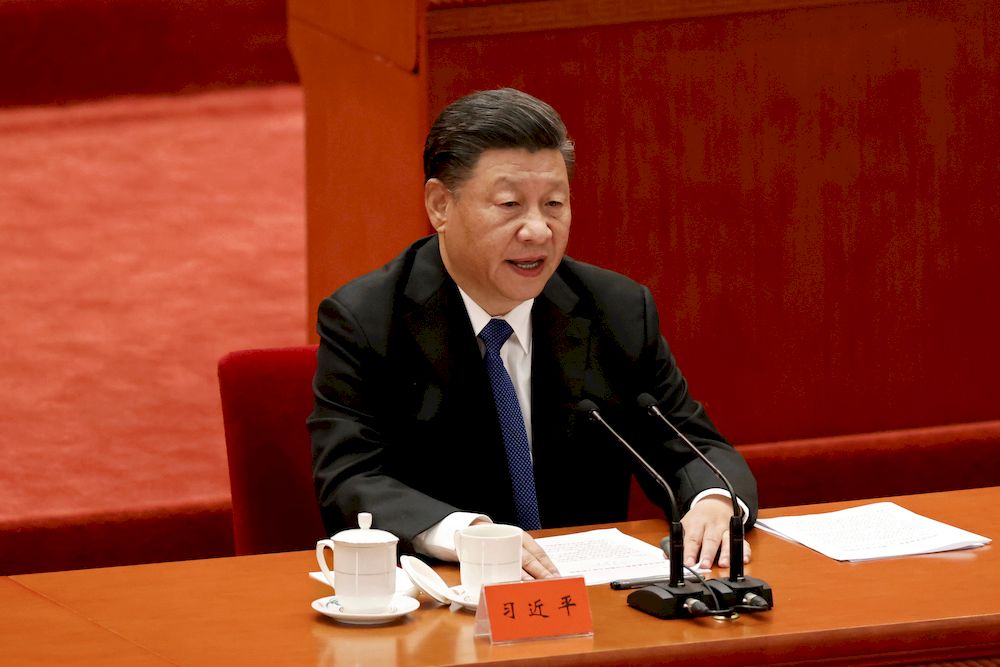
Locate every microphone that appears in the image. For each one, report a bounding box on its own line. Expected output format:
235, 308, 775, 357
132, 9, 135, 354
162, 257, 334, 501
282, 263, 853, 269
577, 400, 712, 619
636, 393, 773, 612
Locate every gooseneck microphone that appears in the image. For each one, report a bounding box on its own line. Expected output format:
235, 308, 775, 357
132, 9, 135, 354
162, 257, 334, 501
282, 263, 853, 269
636, 393, 773, 613
636, 393, 746, 575
577, 400, 713, 618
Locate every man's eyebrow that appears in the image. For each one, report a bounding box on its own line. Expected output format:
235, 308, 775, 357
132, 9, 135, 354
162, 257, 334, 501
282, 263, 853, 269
490, 175, 567, 189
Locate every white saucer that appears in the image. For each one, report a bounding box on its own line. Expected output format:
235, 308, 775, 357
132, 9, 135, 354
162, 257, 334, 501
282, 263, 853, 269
312, 594, 419, 625
309, 568, 419, 598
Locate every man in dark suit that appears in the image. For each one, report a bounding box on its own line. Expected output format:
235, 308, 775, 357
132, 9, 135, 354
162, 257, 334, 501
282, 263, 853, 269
309, 88, 757, 577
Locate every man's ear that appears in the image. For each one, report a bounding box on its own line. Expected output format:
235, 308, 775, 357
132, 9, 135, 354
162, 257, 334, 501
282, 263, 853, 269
424, 179, 451, 232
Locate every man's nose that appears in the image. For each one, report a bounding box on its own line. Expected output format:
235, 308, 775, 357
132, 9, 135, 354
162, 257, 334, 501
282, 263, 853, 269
518, 208, 552, 242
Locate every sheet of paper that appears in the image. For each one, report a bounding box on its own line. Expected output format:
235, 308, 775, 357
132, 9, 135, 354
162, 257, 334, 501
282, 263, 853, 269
534, 527, 673, 586
756, 502, 991, 562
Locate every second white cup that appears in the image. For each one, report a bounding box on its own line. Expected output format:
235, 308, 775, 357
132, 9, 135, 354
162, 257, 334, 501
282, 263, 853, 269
454, 523, 523, 601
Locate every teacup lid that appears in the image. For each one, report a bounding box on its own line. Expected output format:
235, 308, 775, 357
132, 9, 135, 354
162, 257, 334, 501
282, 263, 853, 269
332, 512, 398, 546
399, 555, 452, 604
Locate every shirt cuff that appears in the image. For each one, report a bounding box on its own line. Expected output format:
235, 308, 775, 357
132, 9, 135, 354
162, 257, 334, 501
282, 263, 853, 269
411, 512, 492, 561
690, 488, 750, 525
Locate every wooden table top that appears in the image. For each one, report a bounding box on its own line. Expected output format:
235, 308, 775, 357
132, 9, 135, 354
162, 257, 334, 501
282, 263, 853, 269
0, 577, 170, 665
8, 487, 1000, 666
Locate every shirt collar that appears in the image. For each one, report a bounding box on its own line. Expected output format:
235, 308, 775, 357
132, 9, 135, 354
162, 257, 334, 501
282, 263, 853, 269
457, 287, 533, 355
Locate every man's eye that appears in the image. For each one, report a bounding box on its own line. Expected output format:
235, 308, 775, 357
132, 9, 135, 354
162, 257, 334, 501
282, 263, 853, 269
547, 200, 565, 208
500, 201, 519, 208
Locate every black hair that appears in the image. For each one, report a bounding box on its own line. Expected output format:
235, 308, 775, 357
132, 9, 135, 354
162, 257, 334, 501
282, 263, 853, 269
423, 88, 575, 189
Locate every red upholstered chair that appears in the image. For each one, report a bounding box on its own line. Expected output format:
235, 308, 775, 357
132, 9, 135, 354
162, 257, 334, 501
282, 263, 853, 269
218, 346, 326, 555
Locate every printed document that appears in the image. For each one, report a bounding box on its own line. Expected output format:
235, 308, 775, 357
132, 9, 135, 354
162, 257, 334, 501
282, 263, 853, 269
534, 528, 673, 585
756, 502, 991, 562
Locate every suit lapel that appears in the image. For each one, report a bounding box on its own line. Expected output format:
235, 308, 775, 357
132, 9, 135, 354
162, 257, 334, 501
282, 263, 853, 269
532, 269, 592, 416
398, 237, 517, 521
400, 236, 454, 384
530, 270, 594, 525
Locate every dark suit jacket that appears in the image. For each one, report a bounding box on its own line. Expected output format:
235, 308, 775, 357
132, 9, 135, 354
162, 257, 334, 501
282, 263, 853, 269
309, 235, 757, 552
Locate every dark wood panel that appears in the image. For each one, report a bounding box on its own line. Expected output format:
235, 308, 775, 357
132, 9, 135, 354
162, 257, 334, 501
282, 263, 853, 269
428, 0, 888, 37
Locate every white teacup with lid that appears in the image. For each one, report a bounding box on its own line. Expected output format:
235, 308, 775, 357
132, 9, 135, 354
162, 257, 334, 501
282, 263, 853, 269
316, 512, 398, 614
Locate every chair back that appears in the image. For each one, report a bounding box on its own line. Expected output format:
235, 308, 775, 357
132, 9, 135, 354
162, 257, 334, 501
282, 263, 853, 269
218, 346, 325, 555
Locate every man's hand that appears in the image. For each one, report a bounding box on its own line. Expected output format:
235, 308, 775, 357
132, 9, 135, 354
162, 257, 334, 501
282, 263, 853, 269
680, 495, 752, 569
521, 532, 560, 580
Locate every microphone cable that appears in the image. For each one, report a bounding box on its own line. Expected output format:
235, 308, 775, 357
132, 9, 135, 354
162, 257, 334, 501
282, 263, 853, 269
681, 566, 765, 618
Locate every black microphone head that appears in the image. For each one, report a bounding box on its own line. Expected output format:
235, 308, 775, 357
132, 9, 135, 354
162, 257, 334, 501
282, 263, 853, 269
576, 399, 600, 415
637, 393, 658, 410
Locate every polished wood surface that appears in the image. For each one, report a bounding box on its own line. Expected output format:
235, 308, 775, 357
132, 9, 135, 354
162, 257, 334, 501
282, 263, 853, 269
9, 488, 1000, 666
0, 577, 169, 666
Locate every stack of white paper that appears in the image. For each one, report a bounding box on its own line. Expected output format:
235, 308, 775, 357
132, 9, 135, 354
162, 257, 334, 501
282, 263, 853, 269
534, 528, 672, 585
756, 502, 991, 562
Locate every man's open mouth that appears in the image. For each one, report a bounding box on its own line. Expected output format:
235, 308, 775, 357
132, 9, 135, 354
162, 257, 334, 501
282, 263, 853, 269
509, 259, 543, 270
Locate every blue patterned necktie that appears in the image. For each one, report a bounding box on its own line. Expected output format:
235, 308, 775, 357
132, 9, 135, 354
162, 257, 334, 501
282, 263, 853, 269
479, 318, 541, 531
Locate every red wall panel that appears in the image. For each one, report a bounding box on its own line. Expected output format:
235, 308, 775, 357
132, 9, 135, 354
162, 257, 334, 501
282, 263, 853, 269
427, 1, 1000, 443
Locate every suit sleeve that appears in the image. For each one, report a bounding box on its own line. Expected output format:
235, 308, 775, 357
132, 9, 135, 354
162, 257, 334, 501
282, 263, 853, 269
308, 295, 460, 551
636, 286, 759, 527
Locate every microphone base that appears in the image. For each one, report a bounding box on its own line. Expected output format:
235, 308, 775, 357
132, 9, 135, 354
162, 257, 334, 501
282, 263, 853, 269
706, 576, 774, 611
627, 581, 714, 619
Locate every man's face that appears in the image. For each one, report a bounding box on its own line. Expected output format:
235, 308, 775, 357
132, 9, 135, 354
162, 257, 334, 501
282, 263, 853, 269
425, 148, 571, 316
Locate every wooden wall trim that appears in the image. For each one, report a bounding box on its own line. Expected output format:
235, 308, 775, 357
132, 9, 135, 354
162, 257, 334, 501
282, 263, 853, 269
428, 0, 889, 38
